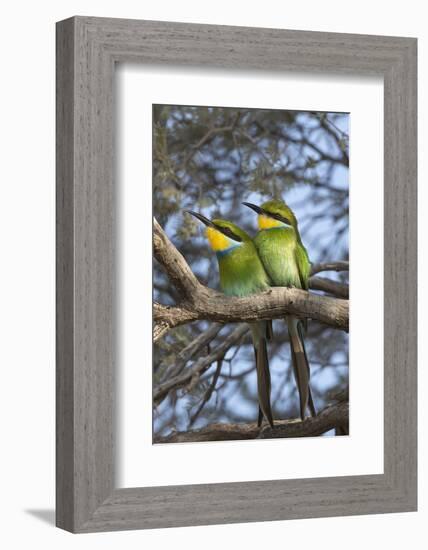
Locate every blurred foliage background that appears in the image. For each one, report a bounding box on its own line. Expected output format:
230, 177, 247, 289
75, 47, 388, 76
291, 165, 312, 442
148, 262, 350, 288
153, 104, 349, 439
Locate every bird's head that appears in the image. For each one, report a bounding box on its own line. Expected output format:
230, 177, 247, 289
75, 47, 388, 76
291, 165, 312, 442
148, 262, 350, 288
185, 211, 250, 252
242, 199, 298, 231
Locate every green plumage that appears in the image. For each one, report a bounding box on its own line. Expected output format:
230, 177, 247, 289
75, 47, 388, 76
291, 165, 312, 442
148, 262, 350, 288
252, 200, 311, 289
254, 227, 303, 288
186, 213, 275, 427
212, 220, 273, 427
243, 199, 316, 420
213, 222, 271, 298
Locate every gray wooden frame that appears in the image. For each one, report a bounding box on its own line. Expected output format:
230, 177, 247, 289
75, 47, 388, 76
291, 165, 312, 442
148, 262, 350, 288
56, 16, 417, 533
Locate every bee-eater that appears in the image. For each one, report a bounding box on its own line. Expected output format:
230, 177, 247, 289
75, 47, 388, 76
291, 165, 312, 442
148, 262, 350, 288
186, 211, 274, 427
242, 199, 316, 421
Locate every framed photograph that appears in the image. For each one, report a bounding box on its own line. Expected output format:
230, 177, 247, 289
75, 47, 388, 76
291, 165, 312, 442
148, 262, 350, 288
150, 103, 351, 446
56, 16, 417, 532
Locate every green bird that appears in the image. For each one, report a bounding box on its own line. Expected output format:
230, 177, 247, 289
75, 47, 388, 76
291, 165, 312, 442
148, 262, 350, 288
242, 199, 316, 420
186, 211, 274, 427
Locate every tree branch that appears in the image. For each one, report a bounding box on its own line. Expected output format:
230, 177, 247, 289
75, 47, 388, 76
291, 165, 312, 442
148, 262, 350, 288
153, 219, 349, 339
153, 218, 204, 299
309, 276, 348, 299
153, 302, 199, 343
154, 324, 249, 405
182, 113, 241, 168
158, 323, 223, 383
153, 320, 170, 342
310, 261, 349, 276
153, 401, 349, 443
189, 359, 224, 427
154, 288, 348, 334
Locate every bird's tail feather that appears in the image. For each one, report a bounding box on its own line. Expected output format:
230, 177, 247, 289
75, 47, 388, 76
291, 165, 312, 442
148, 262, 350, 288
250, 322, 274, 428
287, 316, 314, 421
297, 321, 316, 417
266, 320, 274, 341
258, 406, 263, 427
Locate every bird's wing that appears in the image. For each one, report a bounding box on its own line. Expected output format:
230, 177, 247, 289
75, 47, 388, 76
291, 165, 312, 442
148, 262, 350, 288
295, 243, 311, 290
294, 244, 311, 333
250, 322, 274, 428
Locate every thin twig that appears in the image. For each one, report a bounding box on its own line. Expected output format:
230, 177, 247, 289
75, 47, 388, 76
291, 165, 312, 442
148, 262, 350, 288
189, 359, 224, 427
159, 323, 223, 382
154, 324, 249, 405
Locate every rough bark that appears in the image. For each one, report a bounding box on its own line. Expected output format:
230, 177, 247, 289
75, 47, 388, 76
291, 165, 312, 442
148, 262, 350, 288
153, 401, 349, 443
309, 275, 349, 298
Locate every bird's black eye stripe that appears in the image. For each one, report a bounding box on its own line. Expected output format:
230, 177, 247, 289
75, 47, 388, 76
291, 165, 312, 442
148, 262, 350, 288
269, 212, 292, 226
215, 225, 243, 242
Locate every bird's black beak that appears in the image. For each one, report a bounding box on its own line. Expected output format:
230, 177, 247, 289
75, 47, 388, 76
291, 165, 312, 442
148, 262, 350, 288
242, 202, 263, 215
185, 210, 214, 227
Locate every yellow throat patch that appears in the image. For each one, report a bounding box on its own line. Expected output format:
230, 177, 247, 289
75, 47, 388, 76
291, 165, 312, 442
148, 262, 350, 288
205, 227, 232, 251
258, 214, 284, 230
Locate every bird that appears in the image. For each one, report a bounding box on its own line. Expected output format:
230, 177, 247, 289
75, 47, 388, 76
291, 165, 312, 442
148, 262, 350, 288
185, 210, 274, 428
242, 199, 316, 421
